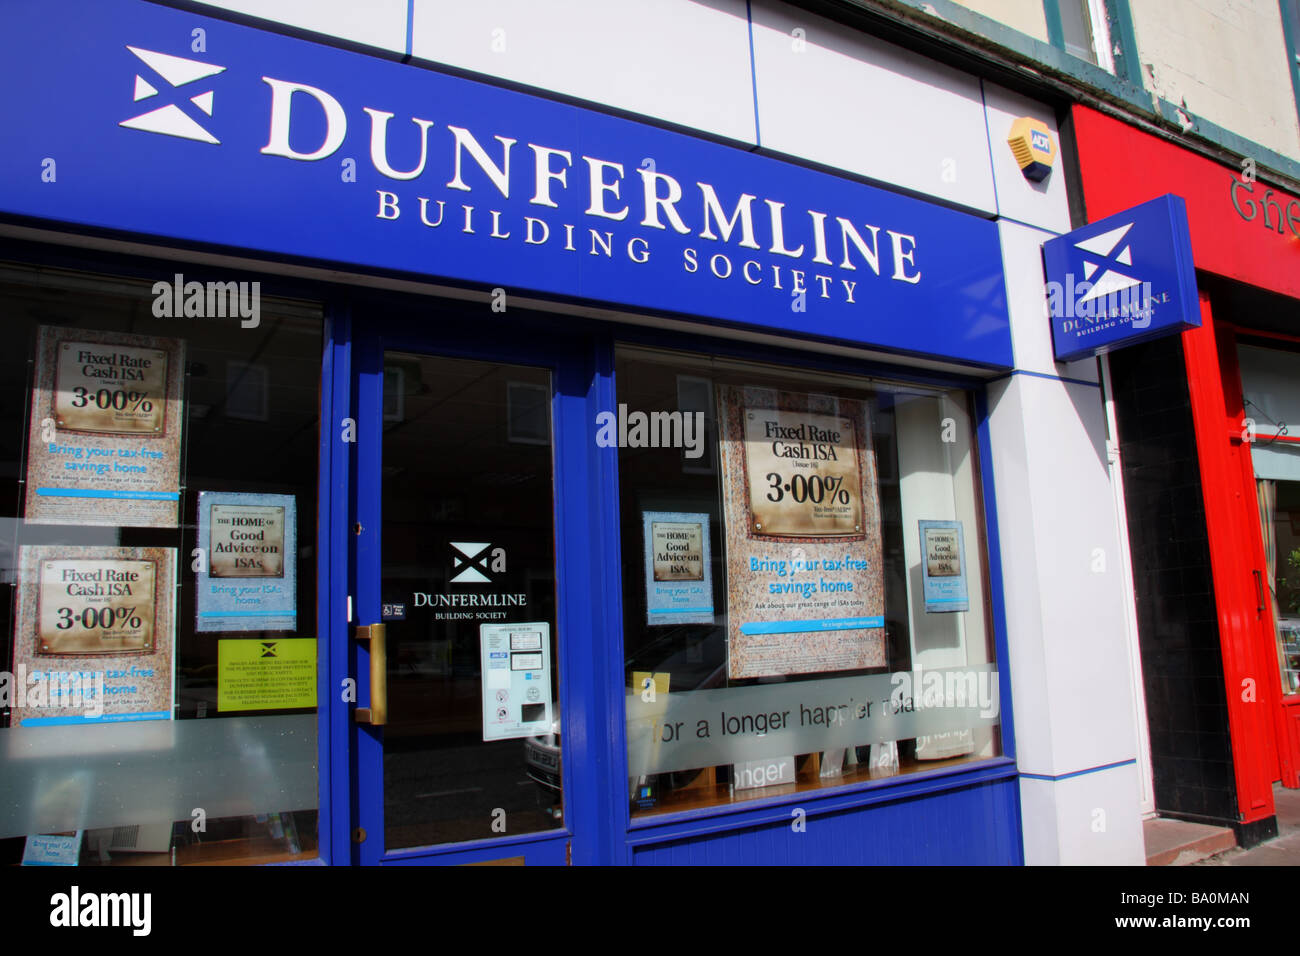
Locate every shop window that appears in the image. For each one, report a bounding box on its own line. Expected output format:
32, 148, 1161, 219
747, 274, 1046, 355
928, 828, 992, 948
0, 261, 322, 865
1259, 480, 1300, 695
615, 348, 1000, 817
224, 361, 270, 422
1240, 341, 1300, 696
506, 381, 550, 446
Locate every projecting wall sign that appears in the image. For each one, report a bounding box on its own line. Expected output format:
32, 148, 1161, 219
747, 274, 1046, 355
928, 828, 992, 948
1042, 193, 1200, 362
0, 0, 1012, 368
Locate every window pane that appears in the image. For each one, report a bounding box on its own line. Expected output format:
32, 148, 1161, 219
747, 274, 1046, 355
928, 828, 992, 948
1060, 0, 1098, 63
1261, 480, 1300, 695
1239, 341, 1300, 696
0, 262, 321, 865
617, 349, 1000, 817
380, 354, 561, 848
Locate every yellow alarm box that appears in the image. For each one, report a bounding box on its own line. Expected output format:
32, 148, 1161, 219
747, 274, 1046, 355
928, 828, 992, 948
1008, 117, 1056, 182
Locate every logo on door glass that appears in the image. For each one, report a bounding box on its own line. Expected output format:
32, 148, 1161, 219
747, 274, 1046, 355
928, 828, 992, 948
450, 541, 506, 584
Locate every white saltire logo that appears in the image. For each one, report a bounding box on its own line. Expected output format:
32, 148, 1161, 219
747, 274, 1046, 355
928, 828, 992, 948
120, 46, 226, 144
450, 542, 496, 584
1073, 220, 1140, 305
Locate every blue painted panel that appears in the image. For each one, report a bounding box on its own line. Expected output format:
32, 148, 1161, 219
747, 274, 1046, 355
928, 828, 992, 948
1043, 194, 1200, 362
0, 0, 1011, 368
551, 336, 629, 865
631, 777, 1020, 865
973, 388, 1016, 765
352, 326, 386, 865
319, 302, 353, 866
379, 830, 568, 866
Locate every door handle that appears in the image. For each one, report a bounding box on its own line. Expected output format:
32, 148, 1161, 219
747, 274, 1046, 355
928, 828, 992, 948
354, 623, 388, 726
1253, 570, 1264, 615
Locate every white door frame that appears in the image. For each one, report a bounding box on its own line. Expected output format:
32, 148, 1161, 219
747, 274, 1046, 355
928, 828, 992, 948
1101, 354, 1157, 816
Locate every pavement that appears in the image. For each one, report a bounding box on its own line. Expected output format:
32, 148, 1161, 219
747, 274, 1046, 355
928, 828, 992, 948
1145, 816, 1236, 866
1196, 784, 1300, 866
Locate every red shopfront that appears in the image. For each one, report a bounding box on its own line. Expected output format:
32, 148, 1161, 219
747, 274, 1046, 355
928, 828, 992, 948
1072, 105, 1300, 844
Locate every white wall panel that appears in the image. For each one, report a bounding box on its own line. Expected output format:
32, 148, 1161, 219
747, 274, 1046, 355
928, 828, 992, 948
193, 0, 408, 53
411, 0, 758, 144
1021, 768, 1145, 865
991, 365, 1144, 863
1052, 766, 1146, 865
1028, 376, 1136, 771
987, 377, 1054, 770
749, 0, 996, 213
1017, 777, 1061, 865
998, 220, 1100, 382
983, 81, 1072, 234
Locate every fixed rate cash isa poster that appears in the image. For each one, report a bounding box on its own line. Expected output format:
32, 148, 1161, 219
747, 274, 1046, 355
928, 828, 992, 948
24, 326, 184, 529
196, 492, 297, 633
10, 545, 176, 725
717, 385, 885, 679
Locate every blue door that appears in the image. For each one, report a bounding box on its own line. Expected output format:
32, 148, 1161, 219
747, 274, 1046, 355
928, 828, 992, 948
346, 307, 622, 865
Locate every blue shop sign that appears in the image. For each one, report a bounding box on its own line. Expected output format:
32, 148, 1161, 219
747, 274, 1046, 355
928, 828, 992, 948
0, 0, 1012, 368
1043, 194, 1200, 362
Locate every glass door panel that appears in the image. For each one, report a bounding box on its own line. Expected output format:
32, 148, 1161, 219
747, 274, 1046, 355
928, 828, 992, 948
368, 351, 564, 856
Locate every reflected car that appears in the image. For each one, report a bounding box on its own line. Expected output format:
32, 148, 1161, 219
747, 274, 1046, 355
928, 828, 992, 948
524, 719, 562, 819
523, 625, 726, 815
